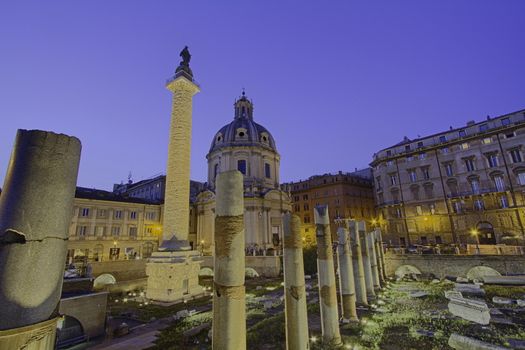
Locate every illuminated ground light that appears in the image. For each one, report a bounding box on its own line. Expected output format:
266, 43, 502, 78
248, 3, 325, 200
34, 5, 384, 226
310, 336, 318, 343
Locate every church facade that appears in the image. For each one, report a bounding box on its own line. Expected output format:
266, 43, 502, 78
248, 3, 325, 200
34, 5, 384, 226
192, 92, 291, 255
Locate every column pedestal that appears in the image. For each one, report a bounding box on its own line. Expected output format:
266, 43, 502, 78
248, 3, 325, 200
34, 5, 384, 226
0, 318, 58, 350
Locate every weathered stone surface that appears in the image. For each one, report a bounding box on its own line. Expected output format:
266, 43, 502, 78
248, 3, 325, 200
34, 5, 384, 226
314, 205, 341, 345
349, 221, 367, 306
448, 297, 490, 325
492, 296, 513, 305
163, 75, 200, 244
0, 317, 58, 350
212, 171, 245, 350
336, 226, 358, 322
445, 290, 463, 300
483, 276, 525, 285
0, 130, 81, 331
448, 333, 507, 350
283, 213, 309, 350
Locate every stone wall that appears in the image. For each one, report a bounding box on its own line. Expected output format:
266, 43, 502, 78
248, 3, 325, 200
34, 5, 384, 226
384, 252, 525, 278
90, 260, 147, 281
59, 292, 108, 338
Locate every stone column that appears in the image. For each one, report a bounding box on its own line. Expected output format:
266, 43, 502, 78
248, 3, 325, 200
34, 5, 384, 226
336, 225, 358, 322
0, 130, 81, 348
367, 232, 381, 291
212, 171, 245, 350
314, 205, 341, 345
373, 230, 385, 284
349, 221, 367, 306
162, 68, 200, 246
359, 221, 375, 299
376, 228, 388, 280
283, 213, 309, 350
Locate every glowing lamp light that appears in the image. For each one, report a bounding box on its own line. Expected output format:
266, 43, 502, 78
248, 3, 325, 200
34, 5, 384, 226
310, 336, 318, 343
123, 298, 128, 303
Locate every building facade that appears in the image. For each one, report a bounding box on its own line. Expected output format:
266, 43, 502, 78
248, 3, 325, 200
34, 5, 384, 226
283, 170, 375, 246
371, 109, 525, 246
67, 187, 162, 264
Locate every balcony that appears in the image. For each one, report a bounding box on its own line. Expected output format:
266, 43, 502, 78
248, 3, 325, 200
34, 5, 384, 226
379, 200, 402, 206
447, 186, 510, 198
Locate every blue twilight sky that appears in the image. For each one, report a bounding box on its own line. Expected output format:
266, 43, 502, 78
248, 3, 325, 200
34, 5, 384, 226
1, 1, 524, 190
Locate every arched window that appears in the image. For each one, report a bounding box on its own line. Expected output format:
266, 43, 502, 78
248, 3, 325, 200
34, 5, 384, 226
265, 163, 271, 178
237, 160, 247, 175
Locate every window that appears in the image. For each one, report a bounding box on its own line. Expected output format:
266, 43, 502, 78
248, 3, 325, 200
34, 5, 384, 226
386, 150, 392, 157
418, 153, 426, 160
237, 159, 247, 175
114, 210, 123, 219
460, 142, 469, 150
407, 155, 414, 162
376, 177, 382, 191
494, 176, 505, 192
470, 179, 480, 194
303, 194, 308, 200
214, 163, 219, 179
479, 124, 488, 132
518, 172, 525, 185
81, 208, 90, 217
500, 195, 509, 208
389, 174, 397, 186
386, 160, 394, 166
408, 170, 417, 182
422, 167, 430, 180
465, 158, 475, 172
417, 141, 424, 148
265, 163, 271, 178
482, 137, 492, 145
441, 147, 449, 154
111, 226, 120, 236
501, 118, 510, 126
487, 154, 499, 168
459, 130, 466, 138
510, 149, 522, 163
145, 212, 156, 220
98, 209, 106, 218
303, 203, 309, 211
303, 216, 310, 224
416, 205, 423, 215
130, 211, 137, 220
444, 163, 453, 177
405, 145, 411, 151
439, 135, 447, 143
77, 226, 88, 236
429, 204, 436, 215
129, 227, 137, 237
146, 226, 153, 234
505, 132, 515, 139
453, 201, 462, 214
436, 236, 442, 244
395, 208, 402, 218
474, 199, 484, 211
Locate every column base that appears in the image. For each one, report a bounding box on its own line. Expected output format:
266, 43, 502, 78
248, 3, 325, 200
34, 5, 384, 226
0, 317, 58, 350
146, 250, 204, 303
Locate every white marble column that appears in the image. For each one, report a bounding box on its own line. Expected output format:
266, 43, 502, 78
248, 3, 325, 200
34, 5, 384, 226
283, 213, 309, 350
349, 220, 368, 306
336, 225, 358, 322
314, 205, 341, 345
212, 171, 245, 350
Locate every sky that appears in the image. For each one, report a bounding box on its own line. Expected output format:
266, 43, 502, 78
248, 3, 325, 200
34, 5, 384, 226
1, 1, 524, 190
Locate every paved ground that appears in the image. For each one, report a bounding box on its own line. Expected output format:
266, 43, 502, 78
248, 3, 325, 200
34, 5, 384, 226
90, 319, 169, 350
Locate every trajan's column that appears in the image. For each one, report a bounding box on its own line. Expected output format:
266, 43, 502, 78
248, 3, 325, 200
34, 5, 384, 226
146, 47, 203, 302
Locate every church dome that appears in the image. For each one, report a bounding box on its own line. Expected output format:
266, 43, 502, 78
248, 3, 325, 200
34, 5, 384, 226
209, 92, 277, 154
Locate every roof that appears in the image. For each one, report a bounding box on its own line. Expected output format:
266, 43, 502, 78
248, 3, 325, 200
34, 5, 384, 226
208, 94, 278, 154
75, 187, 162, 205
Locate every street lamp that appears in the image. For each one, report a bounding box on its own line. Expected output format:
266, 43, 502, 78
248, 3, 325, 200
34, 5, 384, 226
470, 229, 480, 255
200, 239, 205, 255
